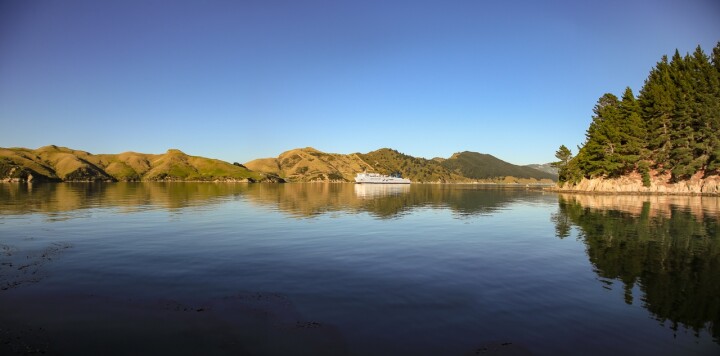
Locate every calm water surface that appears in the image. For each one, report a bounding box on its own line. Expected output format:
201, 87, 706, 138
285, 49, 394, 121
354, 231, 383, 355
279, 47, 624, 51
0, 183, 718, 355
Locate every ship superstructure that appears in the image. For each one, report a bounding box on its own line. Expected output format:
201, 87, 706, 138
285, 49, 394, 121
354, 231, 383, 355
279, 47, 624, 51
354, 172, 411, 184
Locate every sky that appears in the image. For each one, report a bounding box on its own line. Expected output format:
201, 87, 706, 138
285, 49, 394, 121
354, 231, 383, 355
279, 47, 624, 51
1, 0, 719, 165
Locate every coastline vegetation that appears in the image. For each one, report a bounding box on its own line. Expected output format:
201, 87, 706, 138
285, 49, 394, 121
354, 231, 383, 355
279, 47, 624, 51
556, 42, 720, 186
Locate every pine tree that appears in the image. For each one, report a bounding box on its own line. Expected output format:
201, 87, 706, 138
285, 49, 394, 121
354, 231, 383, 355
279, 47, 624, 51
639, 55, 675, 167
701, 42, 720, 173
616, 87, 646, 173
578, 93, 623, 177
567, 43, 720, 182
552, 145, 573, 183
712, 41, 720, 73
668, 51, 696, 179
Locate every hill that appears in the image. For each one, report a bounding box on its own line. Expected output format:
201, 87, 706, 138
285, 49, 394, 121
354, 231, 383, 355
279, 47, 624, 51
247, 148, 556, 183
2, 145, 558, 184
245, 147, 374, 182
245, 147, 466, 183
0, 146, 268, 182
356, 148, 467, 183
440, 152, 557, 182
524, 163, 558, 177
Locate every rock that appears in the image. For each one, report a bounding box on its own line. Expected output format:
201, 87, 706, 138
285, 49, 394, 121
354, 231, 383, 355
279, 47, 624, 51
554, 172, 720, 195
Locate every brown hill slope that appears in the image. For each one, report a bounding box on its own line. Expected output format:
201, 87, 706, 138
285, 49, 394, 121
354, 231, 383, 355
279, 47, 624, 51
245, 147, 373, 182
0, 146, 264, 182
246, 147, 552, 183
357, 148, 467, 183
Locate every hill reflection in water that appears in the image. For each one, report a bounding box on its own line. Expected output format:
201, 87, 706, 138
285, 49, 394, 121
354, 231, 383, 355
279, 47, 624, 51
554, 194, 720, 342
241, 183, 553, 219
0, 182, 553, 220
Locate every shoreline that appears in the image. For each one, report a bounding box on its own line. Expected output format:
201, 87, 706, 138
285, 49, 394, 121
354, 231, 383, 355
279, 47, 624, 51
1, 180, 556, 186
544, 186, 720, 197
546, 173, 720, 196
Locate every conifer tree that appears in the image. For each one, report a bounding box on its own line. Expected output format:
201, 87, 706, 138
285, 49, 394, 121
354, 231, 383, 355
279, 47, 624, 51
552, 145, 572, 183
639, 55, 674, 167
566, 43, 720, 182
617, 87, 646, 172
578, 93, 623, 177
668, 51, 696, 179
707, 42, 720, 172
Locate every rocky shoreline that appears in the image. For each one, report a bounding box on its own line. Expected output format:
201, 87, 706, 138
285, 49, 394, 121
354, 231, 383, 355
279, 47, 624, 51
547, 171, 720, 196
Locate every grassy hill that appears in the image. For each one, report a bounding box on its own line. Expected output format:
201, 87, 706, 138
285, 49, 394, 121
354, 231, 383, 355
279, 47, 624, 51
247, 148, 556, 183
440, 151, 557, 182
245, 147, 373, 182
2, 145, 556, 183
0, 146, 264, 182
357, 148, 467, 183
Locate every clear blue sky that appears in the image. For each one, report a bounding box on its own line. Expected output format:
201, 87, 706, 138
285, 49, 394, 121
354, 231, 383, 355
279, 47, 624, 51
1, 0, 719, 165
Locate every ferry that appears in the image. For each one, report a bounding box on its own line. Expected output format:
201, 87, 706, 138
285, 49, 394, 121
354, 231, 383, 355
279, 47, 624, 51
354, 172, 411, 184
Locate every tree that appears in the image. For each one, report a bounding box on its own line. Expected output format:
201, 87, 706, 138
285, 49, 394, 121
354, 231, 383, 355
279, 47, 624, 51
667, 51, 697, 179
616, 87, 646, 173
554, 145, 572, 166
552, 145, 573, 183
708, 42, 720, 172
567, 43, 720, 182
577, 93, 623, 178
639, 55, 675, 167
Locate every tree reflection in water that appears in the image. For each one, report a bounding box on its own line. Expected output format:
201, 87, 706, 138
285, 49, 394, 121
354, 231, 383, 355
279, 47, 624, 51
554, 194, 720, 342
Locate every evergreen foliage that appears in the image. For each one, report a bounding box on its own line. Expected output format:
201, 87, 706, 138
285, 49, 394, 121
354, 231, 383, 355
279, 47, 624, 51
552, 145, 572, 184
563, 42, 720, 182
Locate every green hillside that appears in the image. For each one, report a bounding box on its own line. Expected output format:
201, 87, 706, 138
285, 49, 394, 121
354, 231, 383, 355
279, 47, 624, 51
248, 147, 556, 183
0, 146, 265, 182
245, 147, 372, 182
357, 148, 467, 183
2, 145, 557, 184
440, 151, 557, 181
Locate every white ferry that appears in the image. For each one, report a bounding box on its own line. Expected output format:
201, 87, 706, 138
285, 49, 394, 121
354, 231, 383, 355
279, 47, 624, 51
354, 172, 411, 184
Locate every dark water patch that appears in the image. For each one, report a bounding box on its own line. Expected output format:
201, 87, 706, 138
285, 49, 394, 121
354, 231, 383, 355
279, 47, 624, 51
468, 341, 532, 355
0, 322, 51, 355
0, 241, 71, 292
0, 291, 347, 355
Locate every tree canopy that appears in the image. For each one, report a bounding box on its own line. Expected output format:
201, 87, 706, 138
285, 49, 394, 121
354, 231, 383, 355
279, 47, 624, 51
558, 42, 720, 184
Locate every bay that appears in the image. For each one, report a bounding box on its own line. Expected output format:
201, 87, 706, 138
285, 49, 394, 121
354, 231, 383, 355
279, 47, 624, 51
0, 183, 718, 355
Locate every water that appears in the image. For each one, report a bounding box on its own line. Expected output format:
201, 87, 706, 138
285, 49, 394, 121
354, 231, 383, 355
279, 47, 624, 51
0, 183, 718, 355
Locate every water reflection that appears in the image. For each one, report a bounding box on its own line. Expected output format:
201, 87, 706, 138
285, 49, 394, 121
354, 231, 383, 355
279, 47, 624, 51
353, 184, 410, 199
554, 194, 720, 342
0, 182, 248, 215
0, 183, 552, 220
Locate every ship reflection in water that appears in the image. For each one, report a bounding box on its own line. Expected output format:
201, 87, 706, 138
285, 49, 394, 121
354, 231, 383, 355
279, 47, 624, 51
354, 183, 411, 199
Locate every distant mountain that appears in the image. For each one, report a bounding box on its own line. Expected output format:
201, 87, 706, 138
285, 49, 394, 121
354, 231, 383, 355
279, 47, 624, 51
0, 146, 272, 182
524, 163, 558, 177
440, 152, 557, 181
247, 148, 556, 183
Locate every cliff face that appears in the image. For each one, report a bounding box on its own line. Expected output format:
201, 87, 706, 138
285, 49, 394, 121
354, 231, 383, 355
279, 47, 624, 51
555, 171, 720, 195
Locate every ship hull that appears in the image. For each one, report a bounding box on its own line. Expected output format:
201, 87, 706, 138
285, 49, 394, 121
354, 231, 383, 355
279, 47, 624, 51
355, 172, 411, 184
355, 180, 410, 184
